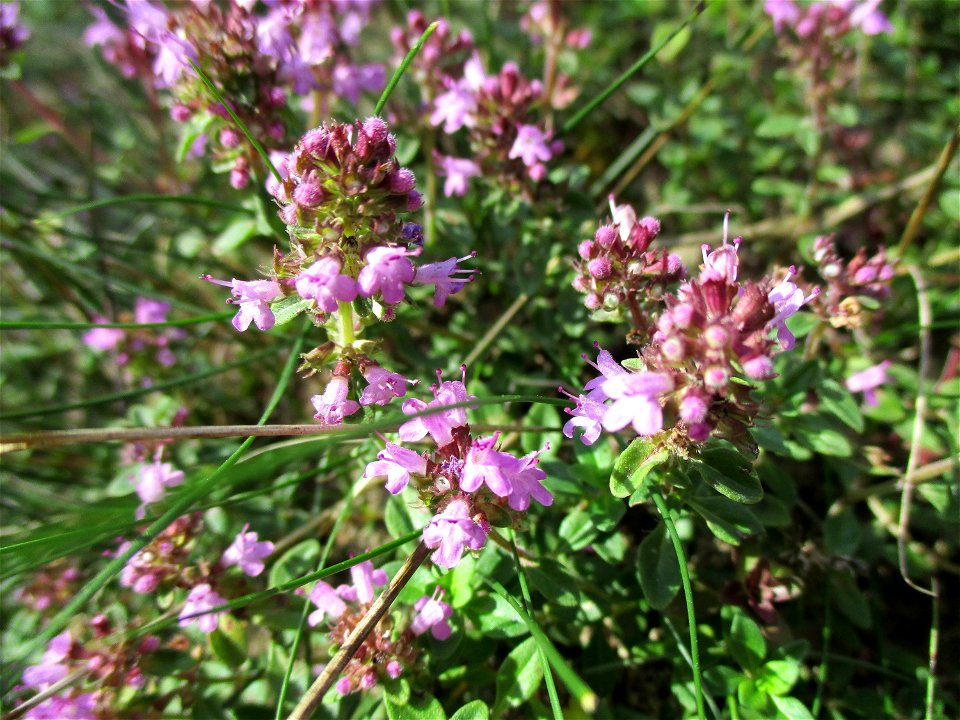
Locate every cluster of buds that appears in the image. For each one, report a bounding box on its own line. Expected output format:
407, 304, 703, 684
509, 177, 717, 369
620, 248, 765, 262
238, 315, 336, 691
17, 625, 161, 720
116, 513, 203, 594
573, 196, 685, 342
16, 561, 81, 616
364, 367, 553, 569
84, 1, 384, 189
812, 234, 895, 329
205, 119, 476, 427
308, 561, 454, 695
764, 0, 892, 134
0, 1, 30, 69
563, 215, 818, 448
82, 297, 183, 371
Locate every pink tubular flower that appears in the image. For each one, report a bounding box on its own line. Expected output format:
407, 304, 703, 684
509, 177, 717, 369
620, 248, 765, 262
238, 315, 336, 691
398, 371, 473, 447
203, 276, 284, 332
22, 631, 72, 689
357, 246, 418, 305
508, 124, 552, 167
504, 448, 553, 512
582, 345, 630, 401
23, 692, 97, 720
600, 372, 674, 436
134, 297, 171, 324
560, 390, 606, 446
766, 267, 819, 350
414, 253, 478, 307
845, 360, 890, 406
311, 375, 360, 425
359, 366, 413, 406
460, 433, 516, 497
134, 460, 184, 516
436, 156, 481, 197
422, 496, 487, 569
764, 0, 801, 32
338, 560, 388, 604
430, 82, 476, 134
364, 440, 427, 494
849, 0, 894, 35
178, 584, 226, 634
83, 319, 124, 352
295, 257, 358, 312
221, 524, 274, 577
410, 587, 454, 640
308, 581, 347, 627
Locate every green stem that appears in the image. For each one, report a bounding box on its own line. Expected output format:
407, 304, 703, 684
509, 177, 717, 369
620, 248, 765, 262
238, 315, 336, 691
812, 584, 832, 717
338, 300, 355, 348
424, 129, 438, 247
375, 22, 440, 116
508, 532, 563, 720
54, 193, 250, 217
0, 324, 309, 694
0, 312, 234, 331
562, 1, 708, 134
652, 490, 705, 720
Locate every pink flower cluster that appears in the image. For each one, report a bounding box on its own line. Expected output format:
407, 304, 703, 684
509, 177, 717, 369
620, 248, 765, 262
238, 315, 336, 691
812, 234, 896, 329
573, 196, 685, 337
564, 215, 818, 447
1, 1, 30, 69
765, 0, 893, 37
82, 297, 182, 370
364, 368, 553, 569
308, 560, 454, 694
85, 1, 384, 188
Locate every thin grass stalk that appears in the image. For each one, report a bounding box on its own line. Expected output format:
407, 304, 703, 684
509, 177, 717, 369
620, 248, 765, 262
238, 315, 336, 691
274, 478, 364, 719
0, 325, 307, 694
0, 312, 234, 331
925, 577, 941, 720
374, 22, 440, 116
188, 59, 283, 184
287, 542, 431, 720
811, 584, 832, 717
0, 347, 279, 421
54, 193, 251, 217
562, 1, 708, 134
508, 532, 563, 720
487, 580, 597, 714
651, 490, 706, 720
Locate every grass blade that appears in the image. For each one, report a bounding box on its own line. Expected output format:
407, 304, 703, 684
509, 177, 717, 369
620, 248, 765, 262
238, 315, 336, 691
0, 312, 234, 331
562, 1, 707, 134
54, 194, 251, 217
375, 21, 440, 116
189, 59, 283, 184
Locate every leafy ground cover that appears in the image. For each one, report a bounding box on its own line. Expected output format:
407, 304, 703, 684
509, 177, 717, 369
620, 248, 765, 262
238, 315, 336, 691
0, 1, 958, 718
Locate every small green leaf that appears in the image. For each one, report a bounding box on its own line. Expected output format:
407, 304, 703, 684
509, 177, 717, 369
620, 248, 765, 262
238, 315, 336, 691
526, 560, 581, 607
770, 694, 815, 720
558, 506, 597, 551
449, 700, 490, 720
819, 379, 864, 432
385, 692, 447, 720
610, 437, 670, 499
726, 607, 766, 672
688, 495, 763, 546
693, 446, 763, 504
209, 615, 247, 669
756, 660, 800, 696
791, 415, 853, 457
493, 637, 544, 715
823, 507, 861, 556
755, 115, 804, 138
271, 295, 313, 327
636, 521, 682, 609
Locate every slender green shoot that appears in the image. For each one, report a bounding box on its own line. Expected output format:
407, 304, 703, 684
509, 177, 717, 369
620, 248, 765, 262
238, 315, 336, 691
0, 312, 234, 331
0, 347, 278, 421
652, 490, 706, 720
487, 579, 597, 714
375, 21, 439, 116
274, 480, 362, 719
0, 325, 307, 693
562, 1, 708, 134
812, 584, 832, 717
188, 59, 283, 184
508, 531, 563, 720
54, 194, 251, 217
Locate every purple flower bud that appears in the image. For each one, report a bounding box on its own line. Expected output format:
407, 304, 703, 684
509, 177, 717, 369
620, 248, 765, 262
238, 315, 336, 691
595, 225, 617, 248
743, 354, 775, 380
585, 293, 602, 310
688, 422, 712, 442
230, 166, 249, 190
703, 365, 729, 391
386, 661, 403, 679
672, 303, 695, 329
293, 181, 325, 208
704, 324, 730, 349
587, 257, 613, 280
679, 391, 709, 423
301, 127, 331, 158
407, 190, 423, 211
335, 677, 352, 695
389, 168, 416, 193
220, 128, 241, 148
661, 336, 685, 362
362, 116, 389, 145
578, 240, 595, 259
170, 104, 191, 122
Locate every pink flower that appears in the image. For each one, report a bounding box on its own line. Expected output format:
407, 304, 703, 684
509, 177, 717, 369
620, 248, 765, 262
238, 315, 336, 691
764, 0, 801, 32
849, 0, 893, 35
295, 257, 358, 312
337, 560, 388, 604
845, 360, 890, 406
460, 433, 515, 497
398, 373, 473, 447
332, 63, 386, 105
203, 276, 284, 332
307, 581, 346, 627
22, 631, 72, 689
134, 461, 184, 518
436, 156, 481, 197
601, 372, 674, 436
359, 366, 413, 407
221, 524, 274, 577
410, 587, 454, 640
766, 267, 819, 351
134, 297, 171, 324
83, 320, 124, 351
178, 584, 225, 634
430, 82, 476, 134
357, 246, 418, 305
503, 448, 553, 512
561, 390, 606, 446
311, 375, 360, 425
422, 497, 487, 569
414, 254, 478, 307
581, 345, 630, 401
508, 125, 552, 167
364, 440, 427, 494
23, 692, 96, 720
